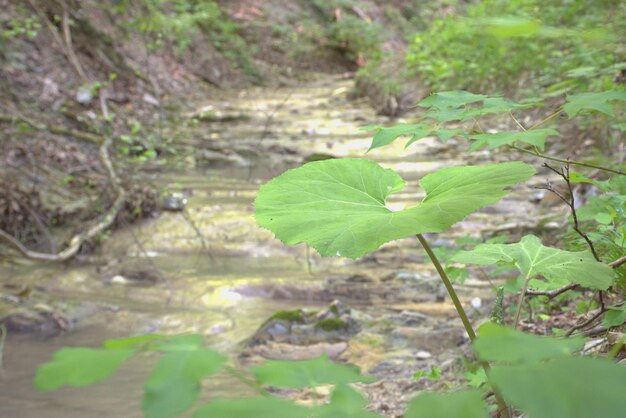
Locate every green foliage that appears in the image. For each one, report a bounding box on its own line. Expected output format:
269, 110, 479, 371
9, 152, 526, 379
254, 158, 534, 258
114, 0, 256, 76
474, 323, 584, 363
469, 129, 559, 152
489, 358, 626, 418
34, 348, 135, 390
453, 234, 615, 290
143, 349, 225, 418
563, 90, 626, 117
404, 390, 488, 418
406, 0, 625, 94
251, 355, 374, 388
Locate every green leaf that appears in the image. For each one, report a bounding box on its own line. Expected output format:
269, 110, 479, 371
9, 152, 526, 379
34, 348, 135, 390
251, 355, 374, 388
365, 124, 465, 151
194, 397, 312, 418
366, 123, 431, 151
563, 90, 626, 117
143, 349, 225, 418
404, 390, 488, 418
490, 357, 626, 418
255, 159, 535, 259
452, 235, 614, 290
315, 385, 381, 418
479, 17, 541, 37
413, 367, 441, 381
474, 323, 584, 363
418, 91, 487, 109
604, 306, 626, 328
469, 128, 559, 151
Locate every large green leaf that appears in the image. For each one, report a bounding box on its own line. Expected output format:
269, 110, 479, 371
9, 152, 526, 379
490, 357, 626, 418
143, 349, 225, 418
34, 348, 135, 390
404, 390, 488, 418
255, 159, 535, 259
251, 355, 374, 388
194, 397, 312, 418
474, 323, 584, 363
452, 235, 614, 290
418, 92, 528, 122
469, 128, 559, 151
563, 90, 626, 117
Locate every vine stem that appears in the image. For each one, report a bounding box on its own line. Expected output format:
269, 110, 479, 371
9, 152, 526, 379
416, 234, 511, 418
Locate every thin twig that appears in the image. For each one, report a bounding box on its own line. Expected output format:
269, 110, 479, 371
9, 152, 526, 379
526, 283, 579, 299
511, 145, 625, 175
566, 306, 606, 336
609, 255, 626, 268
543, 163, 600, 261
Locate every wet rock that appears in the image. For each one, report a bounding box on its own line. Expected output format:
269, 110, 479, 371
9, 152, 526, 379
102, 267, 161, 287
382, 310, 431, 327
197, 149, 251, 167
249, 341, 348, 361
381, 271, 446, 302
188, 105, 251, 122
0, 304, 70, 335
161, 192, 187, 212
248, 301, 361, 347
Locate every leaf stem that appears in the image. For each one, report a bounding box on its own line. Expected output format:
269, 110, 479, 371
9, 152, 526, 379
529, 109, 563, 130
513, 274, 532, 329
416, 234, 510, 418
416, 234, 476, 340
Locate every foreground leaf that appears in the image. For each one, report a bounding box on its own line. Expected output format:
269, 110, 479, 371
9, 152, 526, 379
452, 235, 614, 290
404, 390, 488, 418
143, 349, 225, 418
194, 397, 312, 418
474, 323, 584, 363
315, 385, 381, 418
563, 90, 626, 117
255, 159, 535, 258
251, 355, 374, 388
490, 357, 626, 418
34, 348, 135, 390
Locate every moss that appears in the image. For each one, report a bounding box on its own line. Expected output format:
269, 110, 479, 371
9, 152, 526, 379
315, 318, 348, 332
328, 304, 340, 316
266, 309, 304, 323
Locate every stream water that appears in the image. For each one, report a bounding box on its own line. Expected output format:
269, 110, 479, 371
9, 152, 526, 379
0, 75, 558, 417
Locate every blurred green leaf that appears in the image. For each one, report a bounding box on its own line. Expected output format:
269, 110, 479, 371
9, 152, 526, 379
143, 349, 225, 418
453, 235, 614, 290
563, 90, 626, 117
34, 348, 135, 390
474, 323, 584, 363
490, 357, 626, 418
194, 397, 312, 418
315, 385, 381, 418
404, 390, 488, 418
603, 306, 626, 328
252, 355, 374, 388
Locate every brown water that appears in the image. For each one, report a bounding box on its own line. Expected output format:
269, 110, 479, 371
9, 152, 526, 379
0, 75, 558, 417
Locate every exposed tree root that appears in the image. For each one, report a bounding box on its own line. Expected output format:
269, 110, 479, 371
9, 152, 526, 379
0, 114, 126, 262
